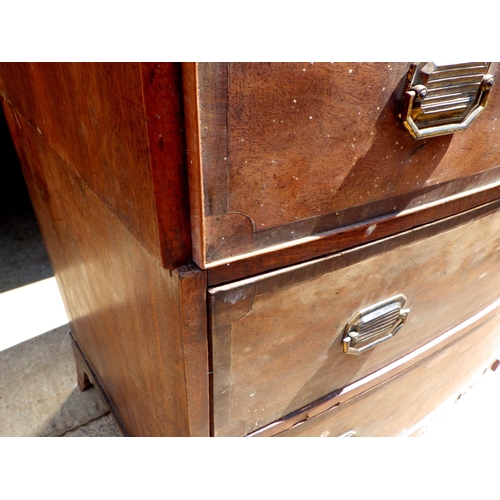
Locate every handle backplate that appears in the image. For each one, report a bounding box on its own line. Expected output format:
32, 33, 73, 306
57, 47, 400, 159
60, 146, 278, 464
398, 62, 494, 140
342, 294, 410, 355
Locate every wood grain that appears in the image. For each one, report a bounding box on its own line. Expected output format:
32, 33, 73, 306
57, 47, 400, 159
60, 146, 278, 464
4, 103, 209, 436
276, 308, 500, 437
175, 263, 210, 436
207, 174, 500, 284
0, 62, 191, 268
140, 62, 192, 268
249, 294, 500, 436
182, 62, 205, 266
189, 62, 500, 268
71, 333, 130, 436
4, 62, 500, 438
210, 199, 500, 436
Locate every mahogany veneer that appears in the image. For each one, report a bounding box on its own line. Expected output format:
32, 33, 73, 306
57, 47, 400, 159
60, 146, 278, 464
2, 62, 500, 436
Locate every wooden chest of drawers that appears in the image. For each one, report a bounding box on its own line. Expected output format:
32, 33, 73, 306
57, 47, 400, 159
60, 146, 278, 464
2, 62, 500, 436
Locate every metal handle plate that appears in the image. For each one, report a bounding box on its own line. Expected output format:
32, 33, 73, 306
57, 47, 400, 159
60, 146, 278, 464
399, 62, 495, 139
342, 295, 410, 355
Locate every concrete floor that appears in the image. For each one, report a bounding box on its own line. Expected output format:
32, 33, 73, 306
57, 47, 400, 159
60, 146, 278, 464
0, 324, 122, 437
1, 108, 500, 437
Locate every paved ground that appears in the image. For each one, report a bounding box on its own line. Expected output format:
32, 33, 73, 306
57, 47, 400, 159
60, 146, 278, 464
0, 324, 123, 437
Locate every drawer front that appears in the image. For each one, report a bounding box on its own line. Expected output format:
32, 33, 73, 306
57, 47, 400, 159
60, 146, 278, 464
209, 201, 500, 436
277, 307, 500, 437
186, 62, 500, 269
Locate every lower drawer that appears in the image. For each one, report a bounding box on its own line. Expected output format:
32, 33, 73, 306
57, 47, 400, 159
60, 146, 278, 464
276, 306, 500, 437
209, 200, 500, 437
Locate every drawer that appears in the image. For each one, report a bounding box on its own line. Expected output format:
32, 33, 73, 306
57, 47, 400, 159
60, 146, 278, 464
209, 200, 500, 436
276, 304, 500, 437
185, 62, 500, 270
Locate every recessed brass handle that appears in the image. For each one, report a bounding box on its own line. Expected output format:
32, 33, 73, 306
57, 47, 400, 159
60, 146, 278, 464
342, 295, 410, 355
399, 62, 495, 140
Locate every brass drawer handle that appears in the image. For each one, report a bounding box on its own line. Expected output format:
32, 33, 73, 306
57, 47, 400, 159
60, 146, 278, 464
342, 295, 410, 355
399, 62, 494, 139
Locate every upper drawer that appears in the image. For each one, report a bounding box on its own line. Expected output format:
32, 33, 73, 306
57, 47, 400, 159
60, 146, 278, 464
184, 62, 500, 270
209, 200, 500, 437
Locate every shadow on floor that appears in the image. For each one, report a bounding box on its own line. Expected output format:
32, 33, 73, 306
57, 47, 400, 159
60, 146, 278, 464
0, 325, 122, 437
0, 209, 54, 293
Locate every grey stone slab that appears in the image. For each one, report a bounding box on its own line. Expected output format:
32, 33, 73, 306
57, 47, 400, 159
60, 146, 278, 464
0, 324, 110, 436
64, 414, 123, 437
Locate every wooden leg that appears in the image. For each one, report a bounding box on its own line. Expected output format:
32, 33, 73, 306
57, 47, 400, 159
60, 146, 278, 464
71, 335, 93, 391
69, 332, 130, 435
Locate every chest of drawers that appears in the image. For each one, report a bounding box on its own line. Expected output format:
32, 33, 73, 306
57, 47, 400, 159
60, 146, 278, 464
2, 62, 500, 436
